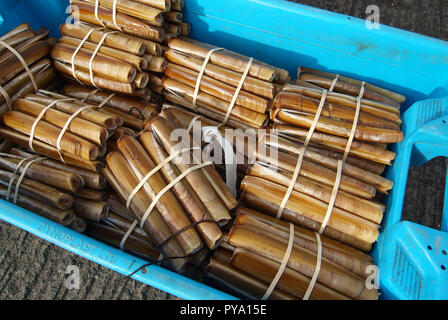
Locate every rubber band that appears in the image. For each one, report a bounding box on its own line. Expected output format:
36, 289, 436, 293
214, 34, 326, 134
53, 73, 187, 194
112, 0, 123, 31
303, 232, 323, 300
89, 31, 117, 88
318, 160, 343, 234
0, 84, 12, 110
82, 89, 100, 102
155, 212, 216, 250
71, 28, 98, 84
139, 161, 212, 229
318, 81, 366, 234
222, 57, 253, 125
285, 83, 369, 111
12, 157, 45, 204
126, 147, 201, 209
276, 90, 328, 219
343, 82, 366, 161
128, 106, 145, 120
98, 93, 116, 108
81, 90, 115, 108
56, 105, 96, 163
6, 155, 40, 202
0, 40, 37, 92
329, 74, 340, 92
119, 220, 138, 250
192, 47, 223, 109
187, 115, 203, 133
29, 98, 75, 152
94, 0, 107, 27
261, 223, 295, 300
124, 215, 219, 274
21, 31, 48, 48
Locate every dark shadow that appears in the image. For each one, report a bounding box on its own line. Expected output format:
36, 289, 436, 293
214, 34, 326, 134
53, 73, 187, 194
402, 156, 447, 230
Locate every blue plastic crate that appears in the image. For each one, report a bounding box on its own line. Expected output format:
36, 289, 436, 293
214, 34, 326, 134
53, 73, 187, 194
0, 0, 447, 300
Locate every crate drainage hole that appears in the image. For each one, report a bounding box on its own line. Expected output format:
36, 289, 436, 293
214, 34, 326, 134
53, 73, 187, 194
428, 245, 433, 250
442, 265, 446, 271
443, 250, 447, 255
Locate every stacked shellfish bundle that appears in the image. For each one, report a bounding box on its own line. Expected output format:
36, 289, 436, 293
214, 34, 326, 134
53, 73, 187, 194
0, 86, 162, 262
103, 111, 237, 273
0, 23, 57, 117
163, 38, 290, 129
0, 146, 108, 231
205, 206, 379, 300
205, 67, 406, 299
51, 0, 190, 100
61, 83, 159, 141
0, 88, 156, 171
246, 67, 405, 250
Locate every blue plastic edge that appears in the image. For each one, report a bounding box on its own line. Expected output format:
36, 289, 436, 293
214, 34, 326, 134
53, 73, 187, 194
0, 199, 236, 300
184, 0, 448, 110
0, 0, 447, 300
371, 97, 448, 300
0, 0, 68, 37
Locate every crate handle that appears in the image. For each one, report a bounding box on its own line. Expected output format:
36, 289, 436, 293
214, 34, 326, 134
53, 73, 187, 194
384, 96, 448, 229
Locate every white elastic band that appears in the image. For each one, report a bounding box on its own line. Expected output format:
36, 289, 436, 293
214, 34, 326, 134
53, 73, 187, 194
29, 99, 75, 152
0, 84, 12, 110
222, 57, 253, 125
71, 28, 98, 84
261, 223, 295, 300
318, 82, 366, 234
112, 0, 123, 31
94, 0, 107, 27
119, 220, 138, 250
139, 161, 212, 229
97, 93, 116, 108
329, 74, 340, 92
56, 105, 95, 163
6, 156, 38, 201
0, 40, 37, 92
318, 160, 343, 234
81, 90, 114, 107
192, 47, 223, 109
12, 157, 45, 204
343, 82, 366, 161
303, 232, 323, 300
89, 31, 117, 88
126, 147, 201, 209
82, 89, 100, 102
187, 115, 203, 133
276, 90, 329, 219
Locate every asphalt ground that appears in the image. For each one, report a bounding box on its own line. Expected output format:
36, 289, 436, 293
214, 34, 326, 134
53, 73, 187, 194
0, 0, 446, 300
